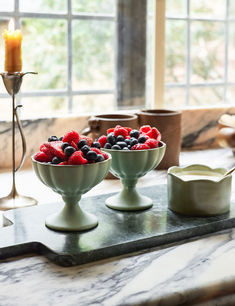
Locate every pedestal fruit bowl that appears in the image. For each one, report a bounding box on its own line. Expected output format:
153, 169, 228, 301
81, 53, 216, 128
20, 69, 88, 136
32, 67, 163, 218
32, 156, 111, 231
103, 142, 166, 211
31, 130, 111, 232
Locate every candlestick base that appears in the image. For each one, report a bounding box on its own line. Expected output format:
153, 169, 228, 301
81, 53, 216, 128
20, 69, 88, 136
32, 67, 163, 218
0, 192, 37, 211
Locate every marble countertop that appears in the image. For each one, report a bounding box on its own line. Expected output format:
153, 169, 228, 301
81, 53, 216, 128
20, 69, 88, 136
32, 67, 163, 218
1, 148, 235, 306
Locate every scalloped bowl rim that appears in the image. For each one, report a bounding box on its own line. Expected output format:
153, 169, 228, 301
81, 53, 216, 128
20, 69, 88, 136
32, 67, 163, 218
31, 152, 112, 167
168, 164, 230, 183
102, 141, 166, 153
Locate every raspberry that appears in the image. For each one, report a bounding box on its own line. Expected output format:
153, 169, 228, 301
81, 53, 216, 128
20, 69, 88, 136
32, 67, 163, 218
34, 152, 51, 163
146, 127, 161, 140
145, 138, 159, 148
124, 127, 132, 135
68, 151, 88, 165
98, 135, 107, 148
63, 130, 80, 144
40, 144, 54, 160
125, 135, 131, 139
91, 147, 102, 155
107, 127, 115, 134
79, 135, 93, 146
131, 143, 150, 150
58, 161, 68, 165
140, 125, 151, 134
102, 152, 109, 160
44, 141, 67, 161
113, 126, 128, 138
71, 141, 78, 151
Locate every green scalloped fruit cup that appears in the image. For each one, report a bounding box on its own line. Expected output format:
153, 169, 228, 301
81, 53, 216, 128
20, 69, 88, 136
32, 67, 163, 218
102, 141, 166, 211
31, 153, 112, 232
167, 164, 232, 217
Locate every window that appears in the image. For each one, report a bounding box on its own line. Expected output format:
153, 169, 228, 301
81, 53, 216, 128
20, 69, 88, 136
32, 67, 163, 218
0, 0, 233, 120
0, 0, 154, 119
164, 0, 235, 107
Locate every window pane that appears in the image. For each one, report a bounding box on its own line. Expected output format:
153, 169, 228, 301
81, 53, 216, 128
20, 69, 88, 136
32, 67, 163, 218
191, 0, 226, 18
191, 21, 224, 83
0, 0, 13, 11
190, 87, 223, 105
21, 97, 67, 119
72, 20, 114, 90
20, 0, 66, 13
227, 87, 235, 104
165, 88, 186, 108
72, 0, 115, 14
228, 22, 235, 82
165, 20, 186, 83
166, 0, 186, 16
230, 1, 235, 17
21, 19, 67, 91
0, 20, 8, 72
73, 94, 115, 114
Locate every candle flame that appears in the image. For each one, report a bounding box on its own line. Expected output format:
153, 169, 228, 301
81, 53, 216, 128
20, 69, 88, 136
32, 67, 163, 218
8, 19, 15, 32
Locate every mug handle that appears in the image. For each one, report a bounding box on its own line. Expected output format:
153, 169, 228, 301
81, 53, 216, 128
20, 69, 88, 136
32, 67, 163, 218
80, 127, 91, 136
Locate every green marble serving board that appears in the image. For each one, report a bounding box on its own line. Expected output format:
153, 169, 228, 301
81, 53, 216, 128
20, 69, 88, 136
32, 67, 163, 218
1, 184, 235, 267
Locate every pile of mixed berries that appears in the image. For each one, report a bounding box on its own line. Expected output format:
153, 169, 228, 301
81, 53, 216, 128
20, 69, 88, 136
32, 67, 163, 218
34, 130, 109, 165
97, 125, 161, 151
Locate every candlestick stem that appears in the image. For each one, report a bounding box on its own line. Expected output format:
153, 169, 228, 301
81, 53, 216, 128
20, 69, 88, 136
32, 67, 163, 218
0, 72, 38, 211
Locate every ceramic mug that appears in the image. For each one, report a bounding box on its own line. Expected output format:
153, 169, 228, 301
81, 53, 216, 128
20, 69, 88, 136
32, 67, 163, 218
81, 113, 139, 139
137, 109, 182, 169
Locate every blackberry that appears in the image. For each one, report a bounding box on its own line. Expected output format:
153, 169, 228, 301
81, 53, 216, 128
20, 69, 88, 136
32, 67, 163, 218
116, 135, 125, 142
61, 142, 70, 151
130, 130, 140, 139
107, 133, 116, 145
64, 146, 76, 157
91, 141, 101, 149
52, 157, 61, 164
81, 145, 90, 156
138, 136, 147, 143
116, 141, 127, 149
111, 144, 121, 150
77, 139, 88, 149
48, 136, 58, 142
86, 151, 97, 161
104, 143, 112, 149
96, 154, 105, 162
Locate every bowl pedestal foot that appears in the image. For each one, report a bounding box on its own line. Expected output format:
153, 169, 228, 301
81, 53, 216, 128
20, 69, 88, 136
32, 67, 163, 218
46, 195, 98, 232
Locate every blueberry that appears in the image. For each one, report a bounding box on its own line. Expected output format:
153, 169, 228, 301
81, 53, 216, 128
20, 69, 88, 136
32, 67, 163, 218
128, 145, 131, 149
130, 130, 140, 139
116, 135, 124, 142
81, 145, 90, 156
130, 138, 138, 147
77, 139, 88, 149
116, 141, 127, 149
104, 143, 112, 149
61, 142, 70, 151
86, 151, 97, 161
91, 141, 101, 149
51, 157, 61, 164
111, 144, 121, 150
124, 139, 131, 146
138, 136, 147, 143
122, 147, 129, 151
64, 146, 76, 157
59, 136, 63, 141
96, 154, 105, 162
48, 136, 58, 142
107, 133, 116, 145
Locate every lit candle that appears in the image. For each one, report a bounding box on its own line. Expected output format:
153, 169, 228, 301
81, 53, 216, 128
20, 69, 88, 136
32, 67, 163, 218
3, 19, 22, 73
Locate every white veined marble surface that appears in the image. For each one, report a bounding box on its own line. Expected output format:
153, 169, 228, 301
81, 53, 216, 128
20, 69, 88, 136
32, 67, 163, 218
0, 148, 235, 306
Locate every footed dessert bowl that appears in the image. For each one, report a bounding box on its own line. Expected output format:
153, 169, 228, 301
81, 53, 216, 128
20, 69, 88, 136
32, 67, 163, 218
103, 141, 166, 211
32, 154, 111, 231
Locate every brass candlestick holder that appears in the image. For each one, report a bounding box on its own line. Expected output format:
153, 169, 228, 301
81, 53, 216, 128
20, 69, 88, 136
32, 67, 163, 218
0, 72, 38, 211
